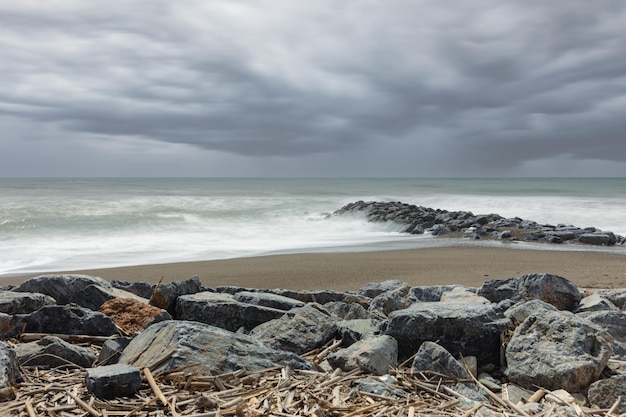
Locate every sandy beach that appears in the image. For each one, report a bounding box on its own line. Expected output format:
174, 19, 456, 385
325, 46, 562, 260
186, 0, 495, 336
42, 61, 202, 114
4, 245, 626, 290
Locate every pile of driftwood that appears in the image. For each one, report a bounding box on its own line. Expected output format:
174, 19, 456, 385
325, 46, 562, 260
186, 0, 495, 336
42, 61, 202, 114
0, 336, 621, 417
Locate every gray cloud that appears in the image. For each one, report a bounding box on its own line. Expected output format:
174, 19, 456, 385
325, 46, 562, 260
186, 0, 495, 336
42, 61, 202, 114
1, 0, 626, 176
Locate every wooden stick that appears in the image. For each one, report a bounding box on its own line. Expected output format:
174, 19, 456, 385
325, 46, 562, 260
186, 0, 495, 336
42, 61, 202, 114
607, 395, 622, 416
66, 392, 101, 417
144, 368, 168, 407
25, 400, 38, 417
20, 333, 115, 345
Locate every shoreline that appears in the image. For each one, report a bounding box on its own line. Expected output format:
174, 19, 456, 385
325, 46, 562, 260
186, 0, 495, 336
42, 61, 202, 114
3, 245, 625, 290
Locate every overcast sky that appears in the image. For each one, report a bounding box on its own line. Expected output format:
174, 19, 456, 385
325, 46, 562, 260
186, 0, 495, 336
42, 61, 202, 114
1, 1, 626, 177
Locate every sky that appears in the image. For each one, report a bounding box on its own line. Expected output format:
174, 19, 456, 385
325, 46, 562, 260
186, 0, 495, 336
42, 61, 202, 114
1, 1, 626, 177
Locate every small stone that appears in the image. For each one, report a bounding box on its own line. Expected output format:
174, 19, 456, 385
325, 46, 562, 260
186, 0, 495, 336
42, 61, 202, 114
85, 364, 142, 399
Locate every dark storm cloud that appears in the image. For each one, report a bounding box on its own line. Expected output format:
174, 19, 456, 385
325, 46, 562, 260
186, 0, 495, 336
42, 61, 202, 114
1, 0, 626, 176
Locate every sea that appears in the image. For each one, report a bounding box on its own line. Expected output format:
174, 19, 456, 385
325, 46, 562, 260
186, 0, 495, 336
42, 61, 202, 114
1, 177, 625, 276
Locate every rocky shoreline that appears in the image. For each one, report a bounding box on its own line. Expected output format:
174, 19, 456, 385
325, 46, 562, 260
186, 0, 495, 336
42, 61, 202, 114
1, 274, 626, 416
333, 201, 626, 246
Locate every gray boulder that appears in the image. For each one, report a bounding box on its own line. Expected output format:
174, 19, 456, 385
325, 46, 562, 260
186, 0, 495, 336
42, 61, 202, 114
250, 304, 337, 355
0, 342, 21, 389
408, 285, 460, 302
440, 287, 489, 304
12, 274, 111, 308
358, 280, 410, 298
595, 289, 626, 309
149, 276, 203, 313
217, 286, 350, 305
351, 378, 408, 398
336, 318, 383, 346
120, 320, 311, 375
478, 278, 521, 303
0, 291, 56, 314
176, 291, 286, 332
504, 300, 558, 324
575, 292, 619, 313
386, 302, 507, 364
587, 375, 626, 414
19, 304, 120, 336
577, 310, 626, 359
85, 364, 142, 399
233, 291, 305, 311
517, 273, 582, 311
16, 336, 96, 368
411, 341, 471, 380
324, 301, 370, 320
505, 311, 613, 392
111, 280, 155, 299
368, 288, 410, 317
96, 337, 133, 366
327, 335, 397, 375
579, 232, 615, 246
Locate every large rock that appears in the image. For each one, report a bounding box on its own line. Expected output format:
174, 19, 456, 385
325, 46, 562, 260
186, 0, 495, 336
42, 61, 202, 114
579, 232, 615, 246
233, 291, 305, 311
100, 298, 171, 335
324, 301, 370, 320
216, 286, 350, 305
97, 337, 132, 366
176, 292, 286, 332
327, 335, 397, 375
368, 288, 410, 317
385, 302, 508, 364
15, 336, 96, 368
411, 341, 471, 380
18, 305, 120, 336
250, 305, 337, 355
504, 311, 613, 392
119, 320, 311, 376
336, 318, 383, 346
575, 292, 619, 313
0, 342, 21, 389
408, 285, 460, 302
0, 291, 56, 314
517, 273, 582, 311
587, 375, 626, 414
478, 278, 521, 303
111, 280, 155, 299
577, 310, 626, 359
504, 300, 558, 324
358, 280, 410, 298
85, 364, 142, 399
149, 276, 203, 313
11, 275, 142, 310
440, 287, 489, 304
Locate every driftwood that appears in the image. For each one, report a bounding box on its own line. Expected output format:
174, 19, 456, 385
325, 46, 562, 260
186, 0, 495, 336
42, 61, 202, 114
0, 338, 620, 417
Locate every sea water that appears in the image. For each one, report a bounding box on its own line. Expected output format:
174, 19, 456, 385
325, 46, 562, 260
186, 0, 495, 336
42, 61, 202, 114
1, 177, 625, 276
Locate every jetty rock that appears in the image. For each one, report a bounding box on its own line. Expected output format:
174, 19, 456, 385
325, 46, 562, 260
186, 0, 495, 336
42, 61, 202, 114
333, 200, 625, 246
119, 320, 312, 375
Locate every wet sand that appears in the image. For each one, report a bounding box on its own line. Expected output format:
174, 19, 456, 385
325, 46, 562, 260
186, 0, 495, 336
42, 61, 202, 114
4, 245, 626, 290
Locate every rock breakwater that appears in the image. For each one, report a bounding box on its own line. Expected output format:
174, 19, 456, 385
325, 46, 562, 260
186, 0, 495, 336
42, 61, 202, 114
1, 273, 626, 415
334, 200, 626, 246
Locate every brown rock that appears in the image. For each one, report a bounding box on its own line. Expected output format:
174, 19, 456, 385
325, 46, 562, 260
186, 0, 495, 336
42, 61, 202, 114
100, 298, 172, 335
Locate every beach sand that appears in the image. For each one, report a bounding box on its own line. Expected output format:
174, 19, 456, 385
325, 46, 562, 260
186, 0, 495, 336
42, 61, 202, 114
4, 245, 626, 290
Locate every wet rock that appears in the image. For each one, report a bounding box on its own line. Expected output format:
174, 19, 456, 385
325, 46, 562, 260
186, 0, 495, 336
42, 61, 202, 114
579, 232, 615, 246
19, 304, 120, 336
15, 336, 96, 368
100, 298, 171, 335
517, 273, 583, 311
587, 374, 626, 414
386, 302, 507, 364
251, 304, 337, 355
327, 335, 397, 375
0, 342, 21, 389
233, 291, 305, 311
505, 311, 613, 392
176, 291, 286, 332
96, 337, 132, 366
411, 341, 471, 380
120, 320, 311, 376
85, 364, 142, 400
0, 291, 56, 315
149, 276, 202, 313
